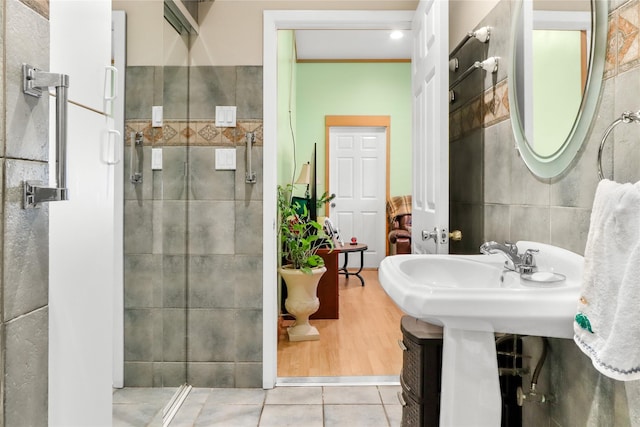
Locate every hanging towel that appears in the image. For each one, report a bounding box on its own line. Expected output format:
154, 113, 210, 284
574, 179, 640, 380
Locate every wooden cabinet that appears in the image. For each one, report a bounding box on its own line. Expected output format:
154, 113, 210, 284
311, 248, 339, 319
399, 316, 443, 427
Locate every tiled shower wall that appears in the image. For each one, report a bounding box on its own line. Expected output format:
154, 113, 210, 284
1, 0, 50, 425
123, 65, 264, 388
450, 0, 640, 425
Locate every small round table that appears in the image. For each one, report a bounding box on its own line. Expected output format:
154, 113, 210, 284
337, 242, 368, 286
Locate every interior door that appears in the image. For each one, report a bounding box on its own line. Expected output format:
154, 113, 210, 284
329, 126, 387, 268
411, 0, 449, 255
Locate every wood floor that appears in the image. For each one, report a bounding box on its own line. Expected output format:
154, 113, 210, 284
277, 269, 405, 377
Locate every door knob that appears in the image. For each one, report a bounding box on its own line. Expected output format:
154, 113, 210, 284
330, 202, 336, 208
449, 230, 462, 241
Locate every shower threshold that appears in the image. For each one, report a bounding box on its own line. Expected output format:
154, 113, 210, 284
276, 375, 400, 387
162, 383, 192, 427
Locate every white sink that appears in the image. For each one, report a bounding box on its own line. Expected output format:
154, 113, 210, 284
379, 241, 583, 426
379, 241, 583, 338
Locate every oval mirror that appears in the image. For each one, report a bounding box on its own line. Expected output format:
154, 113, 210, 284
508, 0, 608, 178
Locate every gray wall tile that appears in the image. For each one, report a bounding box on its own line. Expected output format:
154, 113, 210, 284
484, 120, 513, 204
124, 254, 162, 308
188, 309, 235, 361
234, 310, 262, 362
160, 147, 189, 201
189, 146, 235, 200
483, 203, 510, 243
234, 362, 263, 388
549, 207, 591, 255
188, 201, 235, 255
234, 255, 263, 309
123, 362, 154, 387
509, 205, 550, 244
162, 309, 186, 362
163, 255, 187, 308
161, 200, 188, 254
125, 66, 162, 120
188, 255, 235, 308
189, 67, 237, 120
124, 199, 154, 254
235, 201, 263, 255
187, 362, 235, 388
163, 66, 189, 120
4, 307, 48, 427
124, 308, 162, 361
5, 0, 49, 161
236, 66, 263, 119
4, 160, 48, 321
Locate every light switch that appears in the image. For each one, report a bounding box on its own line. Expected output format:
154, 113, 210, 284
215, 106, 237, 127
215, 148, 236, 170
152, 106, 163, 127
151, 148, 163, 170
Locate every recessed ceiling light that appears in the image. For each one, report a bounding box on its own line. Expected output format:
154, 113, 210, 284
390, 30, 404, 40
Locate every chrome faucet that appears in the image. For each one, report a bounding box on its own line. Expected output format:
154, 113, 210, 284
480, 241, 538, 274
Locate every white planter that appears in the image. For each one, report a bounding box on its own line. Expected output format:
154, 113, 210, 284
279, 266, 327, 341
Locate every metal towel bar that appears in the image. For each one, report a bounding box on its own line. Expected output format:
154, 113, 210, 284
449, 56, 499, 92
449, 26, 491, 60
597, 111, 640, 180
22, 64, 70, 208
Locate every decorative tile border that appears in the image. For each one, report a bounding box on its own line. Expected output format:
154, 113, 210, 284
483, 79, 510, 128
449, 79, 510, 141
606, 0, 640, 78
124, 120, 263, 147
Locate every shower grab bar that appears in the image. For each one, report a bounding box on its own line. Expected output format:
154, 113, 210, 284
597, 111, 640, 180
449, 26, 491, 62
245, 132, 257, 184
130, 131, 143, 184
22, 64, 70, 208
449, 56, 499, 91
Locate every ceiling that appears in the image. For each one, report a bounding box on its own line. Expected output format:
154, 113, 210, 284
294, 29, 412, 61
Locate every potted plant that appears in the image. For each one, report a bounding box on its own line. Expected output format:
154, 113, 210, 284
277, 184, 332, 341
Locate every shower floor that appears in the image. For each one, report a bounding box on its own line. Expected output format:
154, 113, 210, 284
112, 384, 402, 426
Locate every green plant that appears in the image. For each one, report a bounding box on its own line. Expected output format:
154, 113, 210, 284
278, 184, 332, 273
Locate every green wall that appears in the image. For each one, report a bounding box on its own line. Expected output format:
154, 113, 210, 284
277, 30, 297, 187
295, 62, 412, 198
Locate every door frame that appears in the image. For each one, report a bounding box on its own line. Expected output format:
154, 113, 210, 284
263, 11, 414, 389
325, 116, 391, 258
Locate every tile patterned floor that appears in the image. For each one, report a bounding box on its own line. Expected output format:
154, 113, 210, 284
113, 385, 403, 427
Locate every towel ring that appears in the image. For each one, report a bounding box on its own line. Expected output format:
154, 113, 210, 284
597, 111, 640, 181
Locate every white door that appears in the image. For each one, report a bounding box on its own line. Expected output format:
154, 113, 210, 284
49, 0, 116, 424
50, 0, 113, 113
329, 126, 387, 268
411, 0, 449, 255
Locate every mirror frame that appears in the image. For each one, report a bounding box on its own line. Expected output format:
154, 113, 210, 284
508, 0, 608, 178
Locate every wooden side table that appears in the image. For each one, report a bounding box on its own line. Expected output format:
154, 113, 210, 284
336, 242, 368, 286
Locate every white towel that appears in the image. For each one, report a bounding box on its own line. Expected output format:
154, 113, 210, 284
574, 179, 640, 380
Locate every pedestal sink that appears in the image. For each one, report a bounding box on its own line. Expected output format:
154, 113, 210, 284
378, 241, 583, 427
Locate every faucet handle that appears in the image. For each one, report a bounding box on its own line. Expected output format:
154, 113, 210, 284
504, 241, 518, 254
522, 249, 538, 264
520, 249, 539, 273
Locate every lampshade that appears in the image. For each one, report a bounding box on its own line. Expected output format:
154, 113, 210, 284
295, 163, 311, 185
